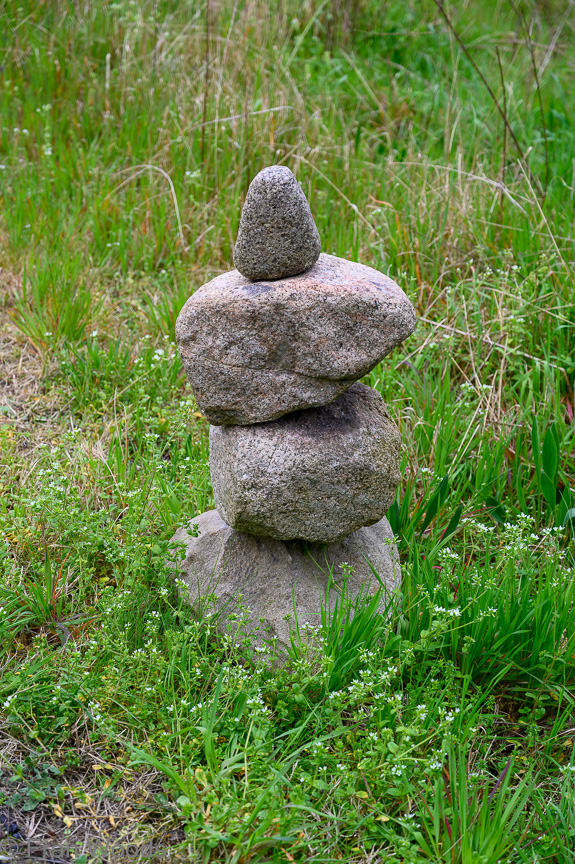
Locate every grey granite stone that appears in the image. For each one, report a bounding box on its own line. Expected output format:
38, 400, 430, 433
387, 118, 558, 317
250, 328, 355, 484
170, 509, 400, 655
175, 253, 416, 425
233, 166, 321, 280
209, 383, 402, 543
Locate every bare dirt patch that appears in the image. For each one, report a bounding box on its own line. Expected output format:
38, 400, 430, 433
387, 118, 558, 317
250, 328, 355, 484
0, 731, 186, 863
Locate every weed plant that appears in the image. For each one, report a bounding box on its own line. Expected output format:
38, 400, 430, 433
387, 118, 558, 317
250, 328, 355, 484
1, 0, 575, 861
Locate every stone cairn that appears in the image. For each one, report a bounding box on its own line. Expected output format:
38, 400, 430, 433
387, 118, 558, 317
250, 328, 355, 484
171, 166, 416, 654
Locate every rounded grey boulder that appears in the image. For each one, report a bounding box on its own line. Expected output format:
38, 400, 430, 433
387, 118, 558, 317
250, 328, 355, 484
233, 166, 321, 280
209, 383, 402, 543
170, 509, 401, 656
175, 253, 416, 426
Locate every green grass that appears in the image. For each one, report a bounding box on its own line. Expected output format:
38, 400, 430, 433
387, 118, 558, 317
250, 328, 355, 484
1, 0, 575, 861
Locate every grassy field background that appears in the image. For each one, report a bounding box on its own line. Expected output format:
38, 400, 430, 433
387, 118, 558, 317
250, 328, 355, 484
1, 0, 575, 861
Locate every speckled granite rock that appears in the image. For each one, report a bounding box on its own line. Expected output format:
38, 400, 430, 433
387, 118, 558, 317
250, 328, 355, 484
175, 254, 416, 425
209, 383, 402, 543
170, 509, 400, 654
233, 166, 321, 280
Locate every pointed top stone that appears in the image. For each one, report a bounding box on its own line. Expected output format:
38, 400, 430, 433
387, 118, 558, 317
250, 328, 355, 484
233, 165, 321, 281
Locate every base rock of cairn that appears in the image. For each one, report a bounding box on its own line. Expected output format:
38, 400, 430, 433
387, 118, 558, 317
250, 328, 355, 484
171, 166, 416, 655
172, 510, 400, 654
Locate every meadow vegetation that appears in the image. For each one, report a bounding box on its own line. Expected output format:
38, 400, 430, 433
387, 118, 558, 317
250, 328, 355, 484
1, 0, 575, 861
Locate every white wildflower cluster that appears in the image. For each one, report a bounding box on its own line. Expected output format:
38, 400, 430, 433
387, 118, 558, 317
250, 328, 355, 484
99, 588, 132, 616
477, 606, 498, 621
500, 513, 534, 554
131, 642, 161, 658
439, 705, 461, 725
87, 699, 104, 722
399, 813, 420, 832
243, 690, 270, 722
133, 341, 177, 370
437, 546, 460, 567
2, 693, 17, 710
339, 561, 354, 578
345, 677, 375, 704
432, 605, 461, 618
401, 644, 416, 666
49, 684, 65, 705
414, 703, 428, 722
324, 664, 397, 716
463, 518, 495, 535
384, 692, 404, 714
469, 568, 500, 590
288, 622, 330, 673
426, 754, 444, 772
460, 381, 493, 396
30, 464, 73, 503
497, 511, 567, 562
537, 525, 568, 562
358, 647, 379, 664
253, 645, 269, 656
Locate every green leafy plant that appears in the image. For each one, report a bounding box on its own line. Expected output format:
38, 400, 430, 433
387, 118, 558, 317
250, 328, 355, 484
286, 556, 397, 693
400, 522, 575, 693
2, 758, 65, 813
9, 255, 97, 352
0, 548, 89, 643
388, 470, 463, 550
529, 753, 575, 863
396, 746, 535, 863
60, 334, 183, 413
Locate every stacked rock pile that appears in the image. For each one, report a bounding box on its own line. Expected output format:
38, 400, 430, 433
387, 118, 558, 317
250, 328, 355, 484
171, 166, 416, 653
